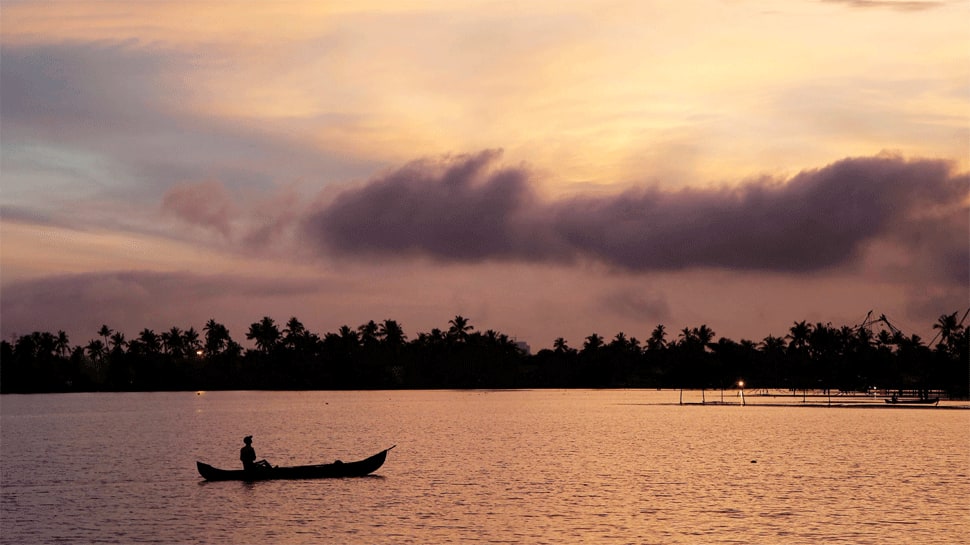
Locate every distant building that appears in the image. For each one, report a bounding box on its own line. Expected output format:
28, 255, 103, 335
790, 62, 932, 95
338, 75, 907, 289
515, 340, 531, 355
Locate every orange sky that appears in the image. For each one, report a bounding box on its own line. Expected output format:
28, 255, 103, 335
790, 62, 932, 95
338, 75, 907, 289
2, 0, 967, 349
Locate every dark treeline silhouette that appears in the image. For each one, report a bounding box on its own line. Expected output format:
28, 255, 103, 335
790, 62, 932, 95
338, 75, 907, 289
2, 312, 967, 398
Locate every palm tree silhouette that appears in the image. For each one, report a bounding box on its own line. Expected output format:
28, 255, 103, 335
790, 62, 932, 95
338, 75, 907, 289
284, 316, 306, 339
246, 317, 281, 354
787, 321, 810, 353
677, 327, 694, 347
137, 329, 162, 354
109, 332, 127, 354
583, 333, 604, 353
98, 325, 113, 351
358, 320, 380, 347
647, 325, 667, 352
760, 335, 786, 354
85, 339, 106, 367
54, 331, 71, 358
183, 327, 202, 356
203, 319, 230, 356
695, 325, 715, 351
379, 320, 406, 348
161, 327, 184, 357
448, 315, 473, 343
932, 311, 959, 347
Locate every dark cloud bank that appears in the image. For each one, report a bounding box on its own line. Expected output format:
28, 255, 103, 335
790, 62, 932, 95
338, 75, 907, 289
306, 150, 969, 283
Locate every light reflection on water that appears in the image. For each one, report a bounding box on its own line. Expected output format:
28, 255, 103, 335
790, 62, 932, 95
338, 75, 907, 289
1, 390, 968, 544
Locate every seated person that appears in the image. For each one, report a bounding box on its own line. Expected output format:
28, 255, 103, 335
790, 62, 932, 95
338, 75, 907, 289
240, 436, 272, 470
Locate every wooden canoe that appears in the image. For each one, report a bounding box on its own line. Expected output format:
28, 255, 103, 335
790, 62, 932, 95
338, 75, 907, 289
197, 446, 394, 481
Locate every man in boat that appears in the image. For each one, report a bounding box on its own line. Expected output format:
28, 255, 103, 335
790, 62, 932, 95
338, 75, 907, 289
240, 436, 272, 471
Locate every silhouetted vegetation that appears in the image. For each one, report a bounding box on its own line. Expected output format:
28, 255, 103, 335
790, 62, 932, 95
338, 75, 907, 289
2, 311, 967, 398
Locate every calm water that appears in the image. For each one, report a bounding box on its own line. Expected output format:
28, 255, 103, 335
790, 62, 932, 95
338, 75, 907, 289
1, 390, 968, 544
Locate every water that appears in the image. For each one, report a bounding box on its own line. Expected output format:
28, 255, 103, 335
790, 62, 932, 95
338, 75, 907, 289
1, 390, 968, 544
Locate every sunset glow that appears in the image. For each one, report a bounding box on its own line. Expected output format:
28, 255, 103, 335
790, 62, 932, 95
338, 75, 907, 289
2, 0, 967, 348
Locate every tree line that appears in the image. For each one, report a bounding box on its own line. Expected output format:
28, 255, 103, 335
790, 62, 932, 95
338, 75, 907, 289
1, 311, 967, 397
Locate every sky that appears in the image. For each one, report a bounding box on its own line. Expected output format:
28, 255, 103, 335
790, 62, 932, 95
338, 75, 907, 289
1, 0, 968, 351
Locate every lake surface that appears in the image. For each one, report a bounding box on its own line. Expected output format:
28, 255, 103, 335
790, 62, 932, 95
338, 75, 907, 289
2, 390, 968, 544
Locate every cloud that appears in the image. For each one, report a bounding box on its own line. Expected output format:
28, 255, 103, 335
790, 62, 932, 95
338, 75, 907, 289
304, 151, 968, 282
161, 181, 236, 238
554, 155, 966, 274
306, 149, 565, 263
159, 179, 311, 253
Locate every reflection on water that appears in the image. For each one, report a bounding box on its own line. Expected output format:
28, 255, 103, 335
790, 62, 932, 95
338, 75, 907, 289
2, 390, 968, 544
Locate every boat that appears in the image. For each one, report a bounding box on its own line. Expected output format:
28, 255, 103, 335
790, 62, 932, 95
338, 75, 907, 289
197, 446, 395, 481
885, 397, 939, 405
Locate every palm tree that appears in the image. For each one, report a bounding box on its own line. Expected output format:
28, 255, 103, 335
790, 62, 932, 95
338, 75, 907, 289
448, 315, 473, 343
338, 325, 359, 343
161, 327, 184, 357
358, 320, 380, 347
695, 325, 715, 350
283, 317, 320, 354
378, 320, 406, 348
760, 335, 786, 354
183, 327, 202, 356
282, 316, 311, 352
15, 332, 54, 359
553, 337, 571, 354
98, 325, 113, 350
420, 328, 447, 348
678, 327, 699, 350
109, 332, 127, 353
898, 333, 924, 351
54, 331, 71, 358
284, 317, 306, 342
787, 321, 811, 353
333, 325, 360, 356
582, 333, 604, 353
932, 311, 959, 348
137, 329, 162, 354
85, 339, 106, 363
203, 319, 230, 357
246, 317, 281, 354
679, 325, 714, 352
646, 324, 667, 352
